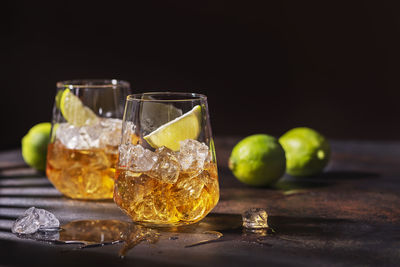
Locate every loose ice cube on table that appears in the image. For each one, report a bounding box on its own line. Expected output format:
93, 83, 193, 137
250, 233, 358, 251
178, 139, 210, 172
11, 208, 40, 234
242, 208, 269, 229
11, 207, 60, 234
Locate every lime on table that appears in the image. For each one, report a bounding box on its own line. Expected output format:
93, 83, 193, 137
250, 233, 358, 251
21, 122, 52, 171
228, 134, 286, 186
59, 89, 99, 126
279, 127, 330, 177
144, 105, 202, 151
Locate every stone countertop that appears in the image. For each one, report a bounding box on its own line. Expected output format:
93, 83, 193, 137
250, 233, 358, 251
0, 138, 399, 266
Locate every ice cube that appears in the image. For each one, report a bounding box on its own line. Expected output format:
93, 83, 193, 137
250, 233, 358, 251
98, 118, 123, 147
11, 207, 40, 234
82, 171, 103, 193
133, 146, 158, 172
178, 139, 210, 174
36, 208, 60, 230
11, 207, 60, 234
120, 121, 137, 145
119, 144, 158, 171
56, 123, 83, 149
242, 208, 269, 229
148, 147, 180, 184
175, 174, 205, 200
56, 118, 122, 150
129, 175, 157, 203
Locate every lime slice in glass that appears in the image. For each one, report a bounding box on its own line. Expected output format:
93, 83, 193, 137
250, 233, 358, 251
60, 89, 99, 127
144, 105, 202, 151
140, 101, 183, 133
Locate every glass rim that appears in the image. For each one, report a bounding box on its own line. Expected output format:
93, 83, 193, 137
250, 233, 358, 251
56, 79, 130, 89
126, 92, 207, 102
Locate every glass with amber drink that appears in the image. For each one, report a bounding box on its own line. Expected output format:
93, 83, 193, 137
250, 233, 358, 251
46, 79, 131, 199
114, 92, 219, 226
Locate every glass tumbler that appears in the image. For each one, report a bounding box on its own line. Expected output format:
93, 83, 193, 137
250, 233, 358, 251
46, 79, 131, 199
114, 92, 219, 226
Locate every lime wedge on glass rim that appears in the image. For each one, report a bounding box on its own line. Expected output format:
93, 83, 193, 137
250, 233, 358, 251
59, 89, 99, 127
144, 105, 202, 151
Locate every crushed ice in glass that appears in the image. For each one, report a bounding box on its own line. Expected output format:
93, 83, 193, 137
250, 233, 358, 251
178, 139, 210, 172
148, 147, 180, 184
175, 173, 205, 199
119, 144, 158, 171
56, 118, 122, 149
11, 207, 60, 234
120, 121, 136, 144
119, 139, 210, 184
242, 208, 269, 229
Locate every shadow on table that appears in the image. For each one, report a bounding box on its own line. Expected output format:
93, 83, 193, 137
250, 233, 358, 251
0, 178, 53, 188
274, 170, 380, 191
0, 212, 20, 220
0, 238, 174, 267
174, 213, 243, 233
315, 171, 380, 180
0, 173, 45, 179
199, 213, 358, 237
164, 212, 363, 243
0, 163, 29, 170
3, 211, 396, 266
268, 215, 356, 238
0, 166, 61, 198
0, 171, 44, 179
170, 212, 378, 251
273, 175, 330, 191
220, 166, 380, 191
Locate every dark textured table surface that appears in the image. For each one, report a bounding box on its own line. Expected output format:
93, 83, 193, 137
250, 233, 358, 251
1, 138, 400, 266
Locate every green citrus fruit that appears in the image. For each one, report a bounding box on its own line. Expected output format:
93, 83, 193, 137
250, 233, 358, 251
228, 134, 286, 186
144, 105, 202, 151
59, 89, 99, 126
279, 127, 330, 177
55, 89, 64, 109
21, 122, 52, 171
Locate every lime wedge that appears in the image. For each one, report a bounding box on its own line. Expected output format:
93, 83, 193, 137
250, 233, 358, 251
144, 105, 202, 151
140, 101, 183, 133
59, 89, 99, 127
55, 89, 64, 109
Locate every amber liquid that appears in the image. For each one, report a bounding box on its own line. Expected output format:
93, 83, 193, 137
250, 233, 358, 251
114, 162, 219, 226
46, 142, 118, 199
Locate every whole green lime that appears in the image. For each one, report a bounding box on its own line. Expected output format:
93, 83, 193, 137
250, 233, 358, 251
279, 127, 330, 177
228, 134, 286, 186
21, 123, 52, 171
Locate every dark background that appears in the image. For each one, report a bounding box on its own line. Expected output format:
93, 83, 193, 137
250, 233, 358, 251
3, 0, 400, 150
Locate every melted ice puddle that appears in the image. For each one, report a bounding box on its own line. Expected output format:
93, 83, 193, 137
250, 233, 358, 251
13, 210, 274, 257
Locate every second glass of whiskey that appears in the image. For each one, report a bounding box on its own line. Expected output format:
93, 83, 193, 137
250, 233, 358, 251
46, 79, 131, 199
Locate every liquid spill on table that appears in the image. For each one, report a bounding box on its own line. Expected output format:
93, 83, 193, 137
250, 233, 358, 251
12, 210, 391, 264
14, 213, 279, 257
